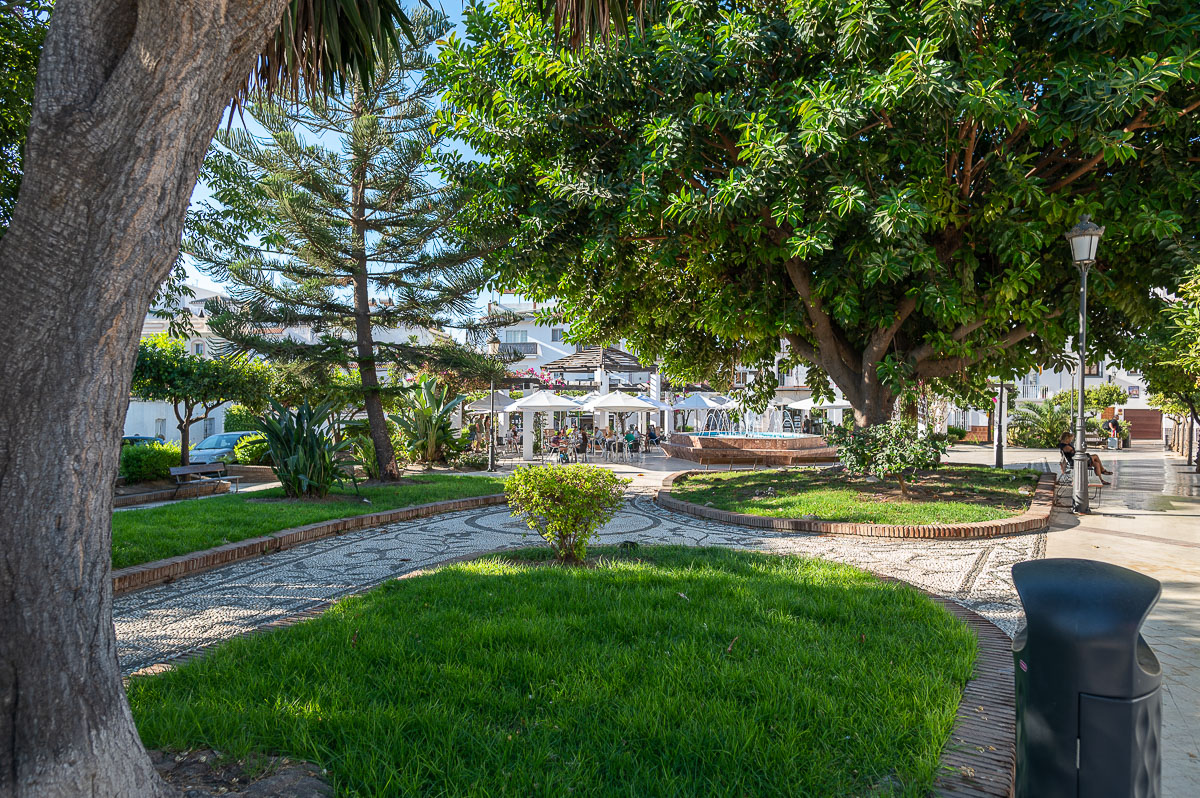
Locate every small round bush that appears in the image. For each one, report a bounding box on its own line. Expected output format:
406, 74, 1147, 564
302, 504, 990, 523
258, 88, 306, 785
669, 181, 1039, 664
120, 441, 182, 483
825, 420, 948, 497
505, 464, 629, 563
233, 433, 270, 465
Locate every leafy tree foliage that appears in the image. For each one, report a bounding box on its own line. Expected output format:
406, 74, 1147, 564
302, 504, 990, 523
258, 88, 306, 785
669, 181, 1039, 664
0, 1, 51, 234
187, 10, 498, 481
1123, 311, 1200, 467
437, 0, 1200, 426
130, 335, 272, 465
1047, 383, 1129, 414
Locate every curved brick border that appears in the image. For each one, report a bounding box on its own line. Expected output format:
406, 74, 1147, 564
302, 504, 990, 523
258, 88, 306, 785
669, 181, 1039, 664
112, 494, 506, 595
931, 597, 1016, 797
656, 470, 1054, 539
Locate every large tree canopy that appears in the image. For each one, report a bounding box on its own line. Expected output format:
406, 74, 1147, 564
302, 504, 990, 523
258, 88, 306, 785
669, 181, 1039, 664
437, 0, 1200, 424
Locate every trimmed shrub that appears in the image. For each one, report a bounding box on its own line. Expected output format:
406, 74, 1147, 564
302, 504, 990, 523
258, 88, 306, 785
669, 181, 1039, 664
825, 420, 948, 497
233, 433, 270, 465
505, 464, 629, 563
449, 450, 489, 470
120, 441, 182, 483
222, 403, 262, 433
946, 425, 968, 442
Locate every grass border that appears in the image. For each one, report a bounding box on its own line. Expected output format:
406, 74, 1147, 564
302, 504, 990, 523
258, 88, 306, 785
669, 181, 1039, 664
111, 494, 506, 595
656, 470, 1055, 539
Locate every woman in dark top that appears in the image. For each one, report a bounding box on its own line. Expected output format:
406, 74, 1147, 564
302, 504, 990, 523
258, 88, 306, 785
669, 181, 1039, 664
1058, 432, 1112, 484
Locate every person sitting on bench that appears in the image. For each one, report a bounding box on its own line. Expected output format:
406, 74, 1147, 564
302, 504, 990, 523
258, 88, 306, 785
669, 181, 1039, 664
1058, 432, 1112, 485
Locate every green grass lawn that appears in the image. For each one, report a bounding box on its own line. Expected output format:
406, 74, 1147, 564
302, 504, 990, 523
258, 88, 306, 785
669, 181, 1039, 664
128, 546, 976, 797
111, 475, 506, 569
673, 465, 1040, 525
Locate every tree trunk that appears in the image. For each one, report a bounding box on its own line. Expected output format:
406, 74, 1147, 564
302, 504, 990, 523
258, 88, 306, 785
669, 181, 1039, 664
175, 401, 194, 466
849, 378, 894, 428
347, 105, 402, 482
0, 2, 287, 796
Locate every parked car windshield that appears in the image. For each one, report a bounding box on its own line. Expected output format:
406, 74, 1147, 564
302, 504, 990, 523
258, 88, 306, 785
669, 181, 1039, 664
195, 433, 246, 450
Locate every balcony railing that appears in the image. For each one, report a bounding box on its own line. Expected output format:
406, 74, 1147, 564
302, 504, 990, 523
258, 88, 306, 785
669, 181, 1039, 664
499, 341, 538, 357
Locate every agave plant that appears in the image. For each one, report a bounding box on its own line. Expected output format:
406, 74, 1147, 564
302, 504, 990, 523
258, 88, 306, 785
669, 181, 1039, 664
1008, 401, 1073, 449
260, 398, 356, 497
389, 377, 468, 467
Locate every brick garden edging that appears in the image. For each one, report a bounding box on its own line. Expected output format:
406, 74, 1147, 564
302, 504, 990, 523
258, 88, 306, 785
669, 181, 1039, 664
656, 470, 1055, 539
112, 494, 507, 595
931, 597, 1016, 797
113, 479, 230, 508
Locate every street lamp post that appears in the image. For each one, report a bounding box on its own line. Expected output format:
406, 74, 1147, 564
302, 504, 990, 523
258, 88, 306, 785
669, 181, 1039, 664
1064, 215, 1105, 513
487, 334, 501, 473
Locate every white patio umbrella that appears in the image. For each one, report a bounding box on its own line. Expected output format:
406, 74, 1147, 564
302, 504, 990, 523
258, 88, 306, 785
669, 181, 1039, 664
506, 390, 584, 458
507, 390, 581, 411
580, 392, 657, 433
581, 393, 657, 412
465, 392, 515, 413
671, 393, 725, 432
636, 394, 672, 410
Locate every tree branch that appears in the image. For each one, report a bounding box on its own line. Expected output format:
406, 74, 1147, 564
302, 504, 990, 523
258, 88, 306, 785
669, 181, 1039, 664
863, 295, 917, 366
914, 313, 1063, 378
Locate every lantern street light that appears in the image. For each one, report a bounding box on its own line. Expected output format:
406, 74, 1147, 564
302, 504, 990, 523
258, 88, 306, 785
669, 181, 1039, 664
1064, 215, 1105, 513
487, 333, 502, 472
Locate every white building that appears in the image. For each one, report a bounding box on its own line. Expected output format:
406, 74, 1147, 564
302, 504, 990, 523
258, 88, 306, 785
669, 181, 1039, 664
487, 293, 655, 389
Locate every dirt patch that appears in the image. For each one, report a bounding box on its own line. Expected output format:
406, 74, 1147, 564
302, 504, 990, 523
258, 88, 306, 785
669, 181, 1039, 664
150, 749, 331, 797
115, 479, 177, 496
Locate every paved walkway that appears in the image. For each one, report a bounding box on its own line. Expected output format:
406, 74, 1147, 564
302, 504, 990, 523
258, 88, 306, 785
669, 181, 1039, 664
114, 443, 1199, 795
947, 442, 1200, 796
115, 495, 1042, 674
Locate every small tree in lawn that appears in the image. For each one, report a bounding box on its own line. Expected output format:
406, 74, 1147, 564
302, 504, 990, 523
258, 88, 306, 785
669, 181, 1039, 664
505, 465, 629, 563
827, 421, 948, 498
131, 335, 271, 465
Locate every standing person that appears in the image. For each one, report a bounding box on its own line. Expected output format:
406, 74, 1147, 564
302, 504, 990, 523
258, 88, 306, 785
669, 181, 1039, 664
1104, 416, 1121, 441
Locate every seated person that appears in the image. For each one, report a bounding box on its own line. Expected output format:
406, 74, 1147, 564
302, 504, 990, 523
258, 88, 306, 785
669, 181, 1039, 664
647, 424, 661, 445
625, 426, 639, 452
1104, 417, 1121, 440
1058, 432, 1112, 484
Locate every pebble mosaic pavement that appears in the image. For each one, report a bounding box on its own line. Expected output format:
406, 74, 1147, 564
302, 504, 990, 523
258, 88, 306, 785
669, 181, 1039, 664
115, 490, 1043, 676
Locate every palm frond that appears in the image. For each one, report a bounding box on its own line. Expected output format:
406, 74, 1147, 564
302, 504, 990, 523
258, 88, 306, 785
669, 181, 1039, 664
248, 0, 428, 101
537, 0, 654, 48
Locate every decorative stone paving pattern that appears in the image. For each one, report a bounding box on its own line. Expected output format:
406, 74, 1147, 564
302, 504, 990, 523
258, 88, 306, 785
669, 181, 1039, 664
116, 494, 1042, 676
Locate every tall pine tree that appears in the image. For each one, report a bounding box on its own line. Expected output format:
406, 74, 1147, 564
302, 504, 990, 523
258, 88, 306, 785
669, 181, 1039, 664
186, 9, 492, 480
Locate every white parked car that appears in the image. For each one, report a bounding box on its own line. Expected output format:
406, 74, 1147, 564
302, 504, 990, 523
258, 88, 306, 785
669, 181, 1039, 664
189, 431, 259, 464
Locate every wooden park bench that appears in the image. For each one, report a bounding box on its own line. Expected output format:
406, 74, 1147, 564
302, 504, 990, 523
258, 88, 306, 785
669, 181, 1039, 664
168, 463, 243, 493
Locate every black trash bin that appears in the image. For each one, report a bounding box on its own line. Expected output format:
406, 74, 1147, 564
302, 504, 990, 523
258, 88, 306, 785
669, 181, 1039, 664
1011, 558, 1162, 798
